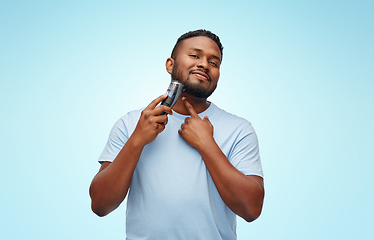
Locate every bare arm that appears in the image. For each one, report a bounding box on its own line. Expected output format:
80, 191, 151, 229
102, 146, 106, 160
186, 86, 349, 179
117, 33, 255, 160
89, 94, 172, 217
178, 98, 264, 222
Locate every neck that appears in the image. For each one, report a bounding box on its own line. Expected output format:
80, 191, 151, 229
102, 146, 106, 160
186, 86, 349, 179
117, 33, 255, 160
172, 93, 210, 115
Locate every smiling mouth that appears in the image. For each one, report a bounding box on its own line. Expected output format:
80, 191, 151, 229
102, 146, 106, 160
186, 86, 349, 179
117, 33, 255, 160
190, 70, 211, 82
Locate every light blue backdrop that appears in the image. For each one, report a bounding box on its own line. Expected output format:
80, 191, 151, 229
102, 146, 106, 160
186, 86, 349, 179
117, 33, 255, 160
1, 1, 373, 239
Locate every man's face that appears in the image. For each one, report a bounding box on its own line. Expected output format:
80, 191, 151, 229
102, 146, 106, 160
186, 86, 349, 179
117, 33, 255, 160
170, 36, 221, 99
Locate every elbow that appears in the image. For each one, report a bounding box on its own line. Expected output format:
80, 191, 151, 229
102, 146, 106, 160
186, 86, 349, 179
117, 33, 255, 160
89, 186, 110, 217
241, 196, 264, 222
242, 206, 263, 222
91, 201, 110, 217
89, 183, 123, 217
92, 209, 108, 218
242, 178, 265, 222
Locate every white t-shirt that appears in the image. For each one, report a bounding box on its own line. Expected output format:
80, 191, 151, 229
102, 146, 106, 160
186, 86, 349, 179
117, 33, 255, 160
99, 103, 263, 240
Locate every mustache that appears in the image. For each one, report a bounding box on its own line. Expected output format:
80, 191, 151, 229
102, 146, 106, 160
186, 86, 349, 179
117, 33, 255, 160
189, 69, 211, 82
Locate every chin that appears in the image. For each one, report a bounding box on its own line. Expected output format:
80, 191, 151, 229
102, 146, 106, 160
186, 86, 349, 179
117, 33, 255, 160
184, 84, 215, 99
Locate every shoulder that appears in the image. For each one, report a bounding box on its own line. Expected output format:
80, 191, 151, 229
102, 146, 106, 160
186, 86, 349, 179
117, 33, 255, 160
209, 103, 253, 129
118, 108, 143, 125
110, 108, 144, 136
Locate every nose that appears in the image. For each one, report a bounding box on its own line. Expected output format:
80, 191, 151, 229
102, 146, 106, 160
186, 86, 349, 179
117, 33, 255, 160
196, 57, 209, 70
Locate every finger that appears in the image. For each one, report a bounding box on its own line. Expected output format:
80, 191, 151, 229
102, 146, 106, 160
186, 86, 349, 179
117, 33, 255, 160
152, 122, 166, 134
142, 111, 168, 126
204, 116, 212, 126
145, 93, 168, 111
154, 105, 173, 116
154, 114, 169, 125
182, 97, 199, 118
157, 123, 166, 133
184, 117, 191, 124
144, 112, 168, 125
178, 123, 186, 136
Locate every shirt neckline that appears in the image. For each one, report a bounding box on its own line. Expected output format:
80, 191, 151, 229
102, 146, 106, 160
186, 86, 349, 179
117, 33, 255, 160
171, 102, 215, 120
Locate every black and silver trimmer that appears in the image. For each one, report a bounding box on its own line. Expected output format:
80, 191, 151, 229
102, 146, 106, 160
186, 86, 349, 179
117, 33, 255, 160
159, 80, 184, 115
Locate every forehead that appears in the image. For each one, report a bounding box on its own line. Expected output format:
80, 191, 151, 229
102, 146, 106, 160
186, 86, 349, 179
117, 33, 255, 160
177, 36, 221, 61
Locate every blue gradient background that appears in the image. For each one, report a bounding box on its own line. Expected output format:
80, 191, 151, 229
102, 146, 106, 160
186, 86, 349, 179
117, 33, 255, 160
1, 1, 373, 239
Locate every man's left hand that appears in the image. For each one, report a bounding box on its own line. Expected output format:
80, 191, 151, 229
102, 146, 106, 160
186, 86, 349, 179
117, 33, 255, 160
178, 97, 214, 149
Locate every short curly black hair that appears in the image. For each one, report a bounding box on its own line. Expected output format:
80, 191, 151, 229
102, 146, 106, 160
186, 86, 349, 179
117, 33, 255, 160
171, 29, 223, 61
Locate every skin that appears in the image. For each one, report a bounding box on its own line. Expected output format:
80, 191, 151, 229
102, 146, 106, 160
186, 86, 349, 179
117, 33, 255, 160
89, 36, 264, 222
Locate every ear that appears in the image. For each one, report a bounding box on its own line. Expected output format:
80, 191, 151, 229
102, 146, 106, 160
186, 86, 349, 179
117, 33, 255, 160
166, 57, 174, 74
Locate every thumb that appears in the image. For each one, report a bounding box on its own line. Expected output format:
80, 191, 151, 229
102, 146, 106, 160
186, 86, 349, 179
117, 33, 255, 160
203, 116, 210, 123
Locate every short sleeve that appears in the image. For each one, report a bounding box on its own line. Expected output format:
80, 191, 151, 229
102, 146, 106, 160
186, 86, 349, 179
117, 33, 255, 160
229, 122, 263, 178
98, 117, 130, 164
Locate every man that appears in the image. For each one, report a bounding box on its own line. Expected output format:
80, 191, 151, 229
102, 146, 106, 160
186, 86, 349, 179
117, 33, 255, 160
89, 29, 264, 239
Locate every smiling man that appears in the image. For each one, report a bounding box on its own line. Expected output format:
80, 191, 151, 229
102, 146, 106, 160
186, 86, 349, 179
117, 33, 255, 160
89, 29, 264, 239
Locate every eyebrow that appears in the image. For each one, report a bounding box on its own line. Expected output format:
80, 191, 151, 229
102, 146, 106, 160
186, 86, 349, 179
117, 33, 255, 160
189, 48, 221, 62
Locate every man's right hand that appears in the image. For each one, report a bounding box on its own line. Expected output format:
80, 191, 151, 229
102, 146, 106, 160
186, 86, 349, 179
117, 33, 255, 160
132, 94, 173, 146
90, 94, 173, 217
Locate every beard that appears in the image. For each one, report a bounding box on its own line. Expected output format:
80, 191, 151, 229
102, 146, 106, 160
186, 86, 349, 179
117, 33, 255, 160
171, 62, 216, 99
182, 78, 216, 99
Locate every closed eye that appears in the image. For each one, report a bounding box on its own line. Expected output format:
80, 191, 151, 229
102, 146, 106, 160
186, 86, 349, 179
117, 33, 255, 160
190, 54, 199, 59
